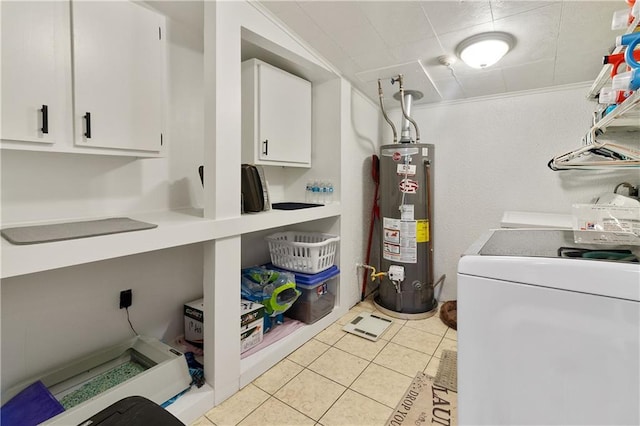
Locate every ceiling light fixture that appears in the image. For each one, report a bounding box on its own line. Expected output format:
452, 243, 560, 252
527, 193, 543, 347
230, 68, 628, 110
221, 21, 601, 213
455, 32, 516, 69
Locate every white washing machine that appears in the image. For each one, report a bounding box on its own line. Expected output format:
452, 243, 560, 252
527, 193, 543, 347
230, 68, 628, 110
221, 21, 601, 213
458, 229, 640, 426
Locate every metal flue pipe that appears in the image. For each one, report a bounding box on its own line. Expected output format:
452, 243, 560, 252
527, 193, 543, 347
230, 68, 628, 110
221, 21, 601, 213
396, 75, 421, 143
378, 79, 397, 143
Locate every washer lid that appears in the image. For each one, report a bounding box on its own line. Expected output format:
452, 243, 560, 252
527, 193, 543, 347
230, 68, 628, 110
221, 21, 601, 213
459, 229, 640, 301
500, 211, 572, 229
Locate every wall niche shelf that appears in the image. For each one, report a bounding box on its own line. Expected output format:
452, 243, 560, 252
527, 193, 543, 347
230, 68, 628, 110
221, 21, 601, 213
0, 204, 341, 279
0, 209, 215, 279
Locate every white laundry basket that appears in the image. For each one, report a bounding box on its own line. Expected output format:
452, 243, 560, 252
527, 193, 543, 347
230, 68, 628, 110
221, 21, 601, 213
266, 231, 339, 273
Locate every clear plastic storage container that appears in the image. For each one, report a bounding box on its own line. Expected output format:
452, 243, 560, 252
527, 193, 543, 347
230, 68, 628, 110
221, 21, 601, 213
269, 264, 340, 324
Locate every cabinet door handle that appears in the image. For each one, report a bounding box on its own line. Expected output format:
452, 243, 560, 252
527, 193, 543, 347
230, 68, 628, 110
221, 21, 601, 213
262, 139, 268, 156
41, 105, 49, 134
84, 112, 91, 138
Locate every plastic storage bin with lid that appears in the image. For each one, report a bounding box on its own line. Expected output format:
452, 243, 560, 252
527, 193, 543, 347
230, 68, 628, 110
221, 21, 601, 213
268, 264, 340, 324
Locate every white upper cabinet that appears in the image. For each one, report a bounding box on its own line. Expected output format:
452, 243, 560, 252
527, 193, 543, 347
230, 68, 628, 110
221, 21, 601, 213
72, 1, 165, 153
1, 2, 60, 144
242, 59, 311, 168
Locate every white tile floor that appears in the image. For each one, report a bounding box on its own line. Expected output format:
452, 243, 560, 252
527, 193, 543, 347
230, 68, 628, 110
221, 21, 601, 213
191, 298, 456, 426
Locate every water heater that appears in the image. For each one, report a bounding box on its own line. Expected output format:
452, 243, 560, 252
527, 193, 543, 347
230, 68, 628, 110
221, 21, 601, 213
373, 76, 439, 319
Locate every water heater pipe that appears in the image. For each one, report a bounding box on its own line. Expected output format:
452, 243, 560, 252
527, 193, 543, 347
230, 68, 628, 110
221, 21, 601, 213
397, 75, 420, 143
361, 155, 380, 301
424, 160, 434, 287
424, 159, 447, 291
377, 79, 397, 143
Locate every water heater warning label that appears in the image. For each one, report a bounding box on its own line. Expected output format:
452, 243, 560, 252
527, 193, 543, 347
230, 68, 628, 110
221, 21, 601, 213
384, 228, 400, 243
396, 164, 416, 175
399, 179, 418, 194
383, 242, 400, 256
416, 220, 430, 242
383, 217, 417, 263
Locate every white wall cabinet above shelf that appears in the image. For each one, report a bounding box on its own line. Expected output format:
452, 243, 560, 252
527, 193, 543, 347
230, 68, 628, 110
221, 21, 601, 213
587, 16, 639, 99
0, 1, 166, 158
72, 1, 166, 154
1, 2, 62, 146
242, 58, 312, 168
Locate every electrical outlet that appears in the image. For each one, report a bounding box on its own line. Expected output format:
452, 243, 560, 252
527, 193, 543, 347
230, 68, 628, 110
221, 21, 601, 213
120, 289, 132, 309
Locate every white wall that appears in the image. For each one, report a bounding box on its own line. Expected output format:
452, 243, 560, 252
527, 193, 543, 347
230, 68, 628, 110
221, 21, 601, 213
165, 16, 205, 211
340, 86, 383, 307
385, 84, 639, 300
1, 244, 204, 391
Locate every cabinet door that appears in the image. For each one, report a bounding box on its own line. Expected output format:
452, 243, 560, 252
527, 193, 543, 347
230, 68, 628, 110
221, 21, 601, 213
1, 2, 57, 144
72, 1, 164, 153
258, 63, 311, 165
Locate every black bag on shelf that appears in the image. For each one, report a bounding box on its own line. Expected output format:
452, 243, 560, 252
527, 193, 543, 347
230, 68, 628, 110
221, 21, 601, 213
241, 164, 265, 213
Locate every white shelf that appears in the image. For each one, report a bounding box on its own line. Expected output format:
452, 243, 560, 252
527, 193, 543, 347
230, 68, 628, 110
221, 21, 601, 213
1, 209, 216, 279
166, 302, 347, 422
0, 140, 165, 158
165, 382, 214, 425
593, 90, 640, 131
587, 16, 640, 99
239, 306, 345, 387
579, 16, 640, 155
215, 203, 342, 238
1, 204, 342, 279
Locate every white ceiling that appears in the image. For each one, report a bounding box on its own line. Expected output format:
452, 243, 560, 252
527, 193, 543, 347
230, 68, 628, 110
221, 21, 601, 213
257, 1, 627, 106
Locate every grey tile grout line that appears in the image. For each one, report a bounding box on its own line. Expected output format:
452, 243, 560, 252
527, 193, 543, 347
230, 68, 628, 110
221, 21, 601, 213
241, 329, 351, 425
214, 350, 441, 426
259, 354, 336, 425
305, 314, 447, 384
360, 316, 447, 393
207, 308, 452, 426
230, 359, 317, 426
312, 309, 448, 420
310, 324, 391, 424
207, 337, 333, 426
308, 314, 449, 417
266, 338, 336, 423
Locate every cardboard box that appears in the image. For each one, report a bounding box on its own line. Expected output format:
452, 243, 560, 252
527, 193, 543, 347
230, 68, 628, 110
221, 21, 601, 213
241, 300, 264, 353
184, 298, 204, 347
185, 298, 265, 352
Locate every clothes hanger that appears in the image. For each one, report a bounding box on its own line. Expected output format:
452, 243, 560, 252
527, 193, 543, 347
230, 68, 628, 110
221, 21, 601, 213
548, 130, 640, 170
549, 149, 640, 170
